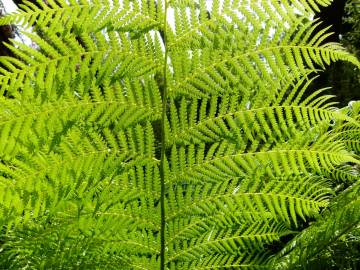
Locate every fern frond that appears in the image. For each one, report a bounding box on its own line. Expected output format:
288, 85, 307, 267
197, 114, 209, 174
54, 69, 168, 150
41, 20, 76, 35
0, 82, 161, 156
165, 173, 334, 267
0, 0, 163, 34
0, 30, 163, 96
189, 252, 271, 269
167, 222, 290, 264
0, 0, 358, 269
167, 101, 356, 147
166, 175, 331, 225
272, 182, 360, 269
0, 124, 162, 269
167, 3, 360, 98
0, 125, 159, 234
169, 140, 358, 185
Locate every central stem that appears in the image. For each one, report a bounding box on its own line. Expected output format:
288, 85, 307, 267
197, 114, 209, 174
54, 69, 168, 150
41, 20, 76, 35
160, 1, 168, 269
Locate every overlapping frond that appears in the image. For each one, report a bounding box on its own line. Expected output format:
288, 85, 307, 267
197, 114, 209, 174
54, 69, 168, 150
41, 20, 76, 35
166, 174, 332, 224
164, 173, 334, 268
0, 1, 165, 268
167, 1, 359, 98
166, 95, 356, 147
167, 141, 357, 185
0, 79, 162, 157
272, 182, 360, 269
0, 0, 358, 269
0, 123, 162, 268
0, 30, 163, 96
0, 0, 163, 33
162, 1, 359, 268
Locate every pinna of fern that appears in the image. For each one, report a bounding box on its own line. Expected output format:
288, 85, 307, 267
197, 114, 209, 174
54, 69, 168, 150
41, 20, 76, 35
271, 100, 360, 269
0, 0, 359, 269
272, 180, 360, 269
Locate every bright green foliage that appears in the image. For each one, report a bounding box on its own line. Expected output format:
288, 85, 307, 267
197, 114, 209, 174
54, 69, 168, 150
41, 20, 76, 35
0, 0, 359, 269
273, 100, 360, 270
272, 180, 360, 269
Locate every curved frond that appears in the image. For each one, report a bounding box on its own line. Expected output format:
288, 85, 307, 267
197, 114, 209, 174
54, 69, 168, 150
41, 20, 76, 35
0, 0, 163, 33
272, 182, 360, 269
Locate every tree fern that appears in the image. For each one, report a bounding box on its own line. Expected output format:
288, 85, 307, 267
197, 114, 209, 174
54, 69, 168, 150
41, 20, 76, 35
0, 0, 359, 269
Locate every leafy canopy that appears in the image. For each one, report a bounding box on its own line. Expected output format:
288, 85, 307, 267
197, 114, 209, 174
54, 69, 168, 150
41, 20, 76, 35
0, 0, 359, 269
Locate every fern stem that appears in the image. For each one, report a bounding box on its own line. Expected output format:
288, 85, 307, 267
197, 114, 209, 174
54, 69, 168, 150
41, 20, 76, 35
160, 1, 169, 269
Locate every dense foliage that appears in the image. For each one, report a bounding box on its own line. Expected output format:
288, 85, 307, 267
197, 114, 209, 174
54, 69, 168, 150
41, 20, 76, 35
0, 0, 359, 269
343, 0, 360, 56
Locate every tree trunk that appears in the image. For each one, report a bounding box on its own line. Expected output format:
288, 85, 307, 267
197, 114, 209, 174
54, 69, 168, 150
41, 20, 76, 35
0, 9, 15, 57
